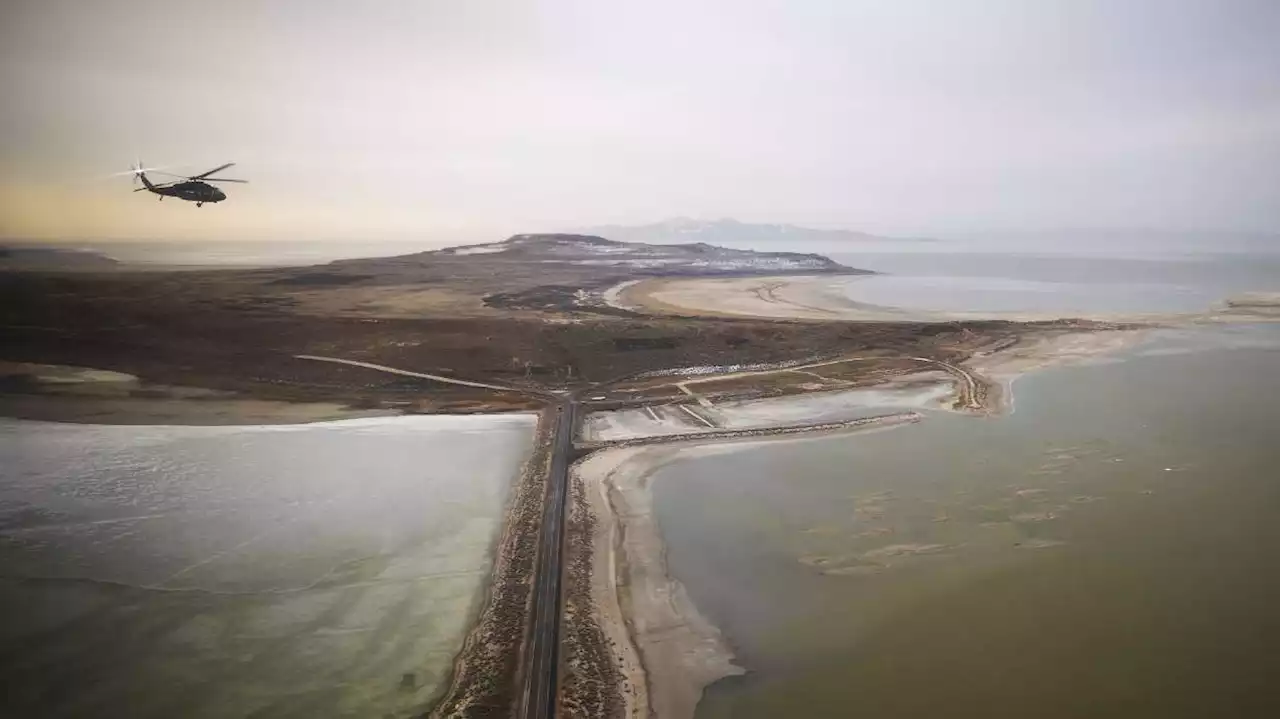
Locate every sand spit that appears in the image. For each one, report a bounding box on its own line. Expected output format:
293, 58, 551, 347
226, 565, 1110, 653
617, 274, 895, 321
962, 328, 1150, 414
574, 444, 744, 719
569, 417, 923, 719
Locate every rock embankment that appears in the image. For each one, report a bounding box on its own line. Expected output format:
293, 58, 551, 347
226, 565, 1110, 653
430, 410, 554, 718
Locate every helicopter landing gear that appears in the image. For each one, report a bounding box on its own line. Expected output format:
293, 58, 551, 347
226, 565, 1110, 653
196, 202, 203, 207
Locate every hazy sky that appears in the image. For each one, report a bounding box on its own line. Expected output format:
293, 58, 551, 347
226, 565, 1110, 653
2, 0, 1277, 243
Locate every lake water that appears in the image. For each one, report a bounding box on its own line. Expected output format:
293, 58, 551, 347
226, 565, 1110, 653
0, 415, 533, 719
651, 323, 1280, 718
827, 252, 1280, 315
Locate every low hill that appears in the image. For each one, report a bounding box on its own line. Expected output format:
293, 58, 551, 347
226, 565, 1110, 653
303, 233, 868, 314
0, 246, 120, 271
430, 232, 856, 273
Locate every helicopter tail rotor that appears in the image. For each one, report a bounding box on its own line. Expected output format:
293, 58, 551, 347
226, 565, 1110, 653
133, 161, 157, 191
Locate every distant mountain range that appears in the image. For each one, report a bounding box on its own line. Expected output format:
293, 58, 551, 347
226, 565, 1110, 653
573, 218, 936, 248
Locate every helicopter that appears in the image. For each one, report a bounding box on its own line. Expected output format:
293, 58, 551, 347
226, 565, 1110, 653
129, 161, 247, 207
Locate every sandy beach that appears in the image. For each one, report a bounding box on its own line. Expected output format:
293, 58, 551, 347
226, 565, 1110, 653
619, 274, 903, 321
615, 274, 1280, 325
962, 328, 1152, 414
573, 418, 949, 719
575, 443, 748, 719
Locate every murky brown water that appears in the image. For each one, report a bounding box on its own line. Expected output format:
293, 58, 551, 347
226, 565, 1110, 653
654, 327, 1280, 718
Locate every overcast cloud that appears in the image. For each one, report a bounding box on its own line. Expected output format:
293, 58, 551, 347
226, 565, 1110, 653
1, 0, 1277, 243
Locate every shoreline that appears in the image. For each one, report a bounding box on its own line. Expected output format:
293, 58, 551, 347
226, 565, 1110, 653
0, 361, 541, 426
429, 408, 556, 717
0, 410, 539, 718
614, 273, 1280, 325
958, 327, 1153, 415
566, 323, 1149, 718
0, 392, 404, 425
0, 361, 405, 426
571, 419, 932, 719
965, 328, 1150, 412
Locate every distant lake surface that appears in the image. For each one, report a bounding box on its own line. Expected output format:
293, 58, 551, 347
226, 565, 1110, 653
827, 252, 1280, 314
81, 239, 450, 266
653, 324, 1280, 718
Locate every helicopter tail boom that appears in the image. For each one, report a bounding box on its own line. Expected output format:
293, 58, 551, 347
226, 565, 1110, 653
133, 160, 157, 191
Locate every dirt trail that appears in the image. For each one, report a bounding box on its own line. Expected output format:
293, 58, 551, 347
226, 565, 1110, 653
293, 355, 528, 393
661, 354, 988, 412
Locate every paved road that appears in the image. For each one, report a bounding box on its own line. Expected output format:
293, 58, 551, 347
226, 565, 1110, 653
519, 400, 577, 719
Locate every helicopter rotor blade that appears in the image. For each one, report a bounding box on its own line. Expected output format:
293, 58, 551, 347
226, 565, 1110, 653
107, 164, 170, 178
134, 181, 180, 191
203, 177, 248, 183
189, 162, 235, 180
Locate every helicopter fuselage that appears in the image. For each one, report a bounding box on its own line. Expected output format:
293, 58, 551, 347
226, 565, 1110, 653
149, 181, 225, 205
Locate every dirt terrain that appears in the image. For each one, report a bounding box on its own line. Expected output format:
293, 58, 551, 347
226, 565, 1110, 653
0, 234, 1086, 419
